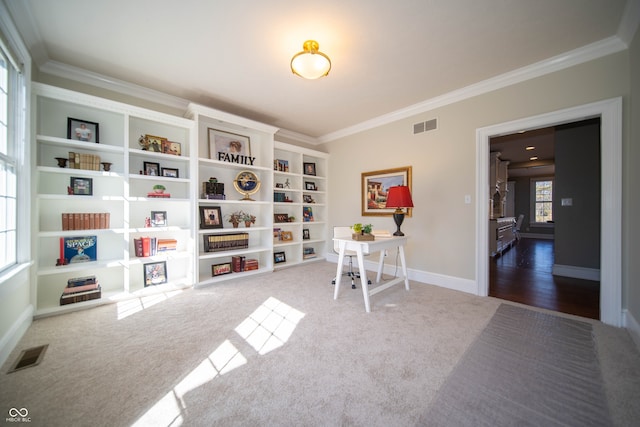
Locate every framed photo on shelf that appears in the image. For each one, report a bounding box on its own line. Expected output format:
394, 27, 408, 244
303, 162, 316, 176
144, 134, 166, 152
161, 140, 182, 156
303, 195, 315, 203
199, 206, 223, 229
281, 231, 293, 241
305, 182, 317, 191
303, 229, 310, 240
67, 117, 99, 143
143, 161, 160, 176
274, 213, 289, 223
208, 128, 251, 160
362, 166, 413, 217
70, 177, 93, 196
303, 206, 314, 222
274, 251, 286, 264
150, 211, 167, 227
144, 261, 167, 287
161, 167, 179, 178
212, 262, 232, 276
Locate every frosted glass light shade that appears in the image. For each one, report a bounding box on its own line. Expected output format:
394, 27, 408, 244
291, 40, 331, 79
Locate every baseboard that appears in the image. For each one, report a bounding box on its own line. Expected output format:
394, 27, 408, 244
624, 309, 640, 353
326, 253, 477, 294
552, 264, 600, 281
0, 304, 34, 368
520, 233, 554, 240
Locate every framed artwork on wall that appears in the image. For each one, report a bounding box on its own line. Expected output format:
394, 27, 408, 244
67, 117, 99, 143
361, 166, 412, 216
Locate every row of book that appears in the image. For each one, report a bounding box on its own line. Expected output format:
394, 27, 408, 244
62, 212, 110, 230
203, 232, 249, 252
68, 151, 101, 171
232, 256, 259, 272
60, 275, 102, 305
133, 237, 177, 257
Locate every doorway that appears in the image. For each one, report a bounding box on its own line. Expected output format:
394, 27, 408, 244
475, 98, 622, 326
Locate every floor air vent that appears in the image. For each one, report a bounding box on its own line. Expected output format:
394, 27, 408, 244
7, 344, 48, 373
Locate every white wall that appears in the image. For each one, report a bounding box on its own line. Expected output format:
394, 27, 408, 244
325, 51, 630, 289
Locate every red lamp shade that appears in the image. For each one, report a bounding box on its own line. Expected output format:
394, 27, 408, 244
386, 186, 414, 208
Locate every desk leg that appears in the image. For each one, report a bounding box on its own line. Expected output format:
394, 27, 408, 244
399, 245, 410, 290
376, 250, 385, 283
356, 246, 371, 312
333, 241, 346, 300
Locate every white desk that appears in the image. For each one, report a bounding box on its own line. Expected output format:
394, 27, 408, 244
333, 236, 409, 312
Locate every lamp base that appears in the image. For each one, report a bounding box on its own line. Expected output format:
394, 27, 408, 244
393, 212, 405, 236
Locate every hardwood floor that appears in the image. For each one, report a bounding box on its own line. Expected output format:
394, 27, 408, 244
489, 238, 600, 320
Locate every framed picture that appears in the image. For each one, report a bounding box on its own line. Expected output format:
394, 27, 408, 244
199, 206, 223, 229
303, 229, 310, 240
281, 231, 293, 241
212, 262, 232, 276
150, 211, 167, 227
143, 161, 160, 176
303, 206, 314, 222
67, 118, 99, 143
274, 213, 289, 223
305, 182, 317, 191
144, 134, 166, 152
161, 167, 179, 178
303, 195, 315, 203
70, 177, 93, 195
161, 140, 181, 156
303, 162, 316, 176
144, 261, 167, 287
208, 128, 251, 160
362, 166, 413, 217
274, 251, 286, 264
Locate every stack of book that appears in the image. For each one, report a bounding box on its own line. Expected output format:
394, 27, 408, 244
203, 233, 249, 252
68, 152, 101, 171
147, 192, 171, 198
61, 212, 110, 230
157, 238, 177, 252
232, 256, 259, 272
60, 275, 101, 305
303, 247, 317, 259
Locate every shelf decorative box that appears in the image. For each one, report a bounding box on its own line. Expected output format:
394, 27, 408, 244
352, 233, 375, 241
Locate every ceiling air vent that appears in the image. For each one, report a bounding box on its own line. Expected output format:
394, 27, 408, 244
413, 118, 438, 134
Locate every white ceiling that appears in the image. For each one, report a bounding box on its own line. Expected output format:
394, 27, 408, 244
6, 0, 638, 143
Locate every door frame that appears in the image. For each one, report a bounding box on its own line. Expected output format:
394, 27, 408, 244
475, 98, 622, 326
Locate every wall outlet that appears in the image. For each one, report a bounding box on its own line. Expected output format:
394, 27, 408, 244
561, 198, 573, 206
464, 195, 471, 204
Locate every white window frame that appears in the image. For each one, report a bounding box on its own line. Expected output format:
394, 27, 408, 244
530, 176, 554, 228
0, 6, 31, 284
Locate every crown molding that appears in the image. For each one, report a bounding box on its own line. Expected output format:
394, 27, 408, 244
317, 36, 627, 143
275, 129, 320, 146
39, 60, 190, 111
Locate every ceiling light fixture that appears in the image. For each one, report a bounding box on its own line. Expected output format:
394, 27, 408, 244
290, 40, 331, 80
530, 156, 538, 161
525, 146, 535, 150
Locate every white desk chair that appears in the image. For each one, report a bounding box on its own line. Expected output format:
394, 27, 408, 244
515, 214, 525, 241
331, 226, 370, 289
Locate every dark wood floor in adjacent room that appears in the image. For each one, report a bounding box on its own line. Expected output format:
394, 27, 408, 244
489, 238, 600, 320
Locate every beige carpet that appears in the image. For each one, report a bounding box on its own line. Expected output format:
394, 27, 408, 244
1, 261, 639, 426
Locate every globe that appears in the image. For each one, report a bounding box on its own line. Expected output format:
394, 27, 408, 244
233, 170, 261, 200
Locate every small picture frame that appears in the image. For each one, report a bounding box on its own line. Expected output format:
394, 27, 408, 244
303, 229, 310, 240
144, 261, 167, 287
208, 128, 251, 160
274, 213, 289, 223
275, 183, 284, 188
70, 177, 93, 196
162, 140, 182, 156
199, 206, 223, 229
150, 211, 167, 227
303, 195, 315, 203
281, 231, 293, 241
274, 251, 286, 264
161, 167, 179, 178
144, 134, 166, 152
67, 118, 99, 143
143, 161, 160, 176
212, 262, 232, 276
305, 182, 317, 191
303, 162, 316, 176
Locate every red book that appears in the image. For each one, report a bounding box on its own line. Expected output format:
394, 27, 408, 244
142, 237, 151, 257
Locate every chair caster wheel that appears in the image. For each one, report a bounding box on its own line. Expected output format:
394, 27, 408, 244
351, 284, 356, 289
368, 280, 372, 285
331, 280, 336, 285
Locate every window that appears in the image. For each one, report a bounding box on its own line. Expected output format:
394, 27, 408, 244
531, 177, 553, 224
0, 38, 25, 274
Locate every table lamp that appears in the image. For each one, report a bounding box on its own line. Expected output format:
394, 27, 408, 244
385, 186, 414, 236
